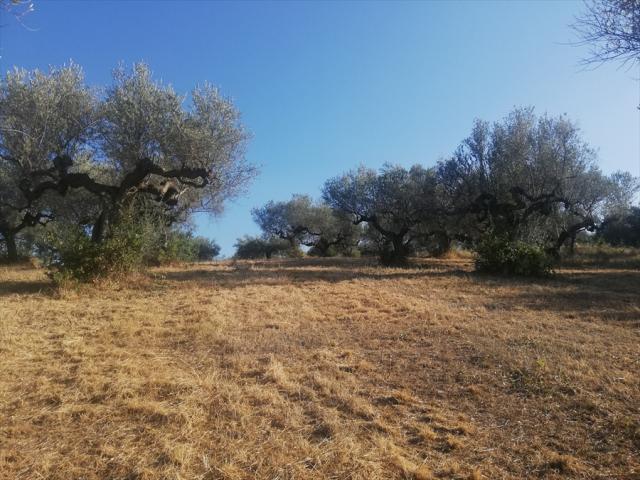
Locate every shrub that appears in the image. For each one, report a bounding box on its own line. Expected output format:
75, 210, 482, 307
308, 244, 338, 257
157, 231, 198, 264
598, 207, 640, 247
234, 236, 290, 259
37, 219, 146, 282
475, 234, 554, 276
157, 232, 220, 263
194, 237, 221, 261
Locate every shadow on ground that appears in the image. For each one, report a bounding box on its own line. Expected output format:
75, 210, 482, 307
1, 257, 638, 329
0, 279, 53, 297
153, 257, 640, 327
152, 258, 473, 288
485, 269, 640, 326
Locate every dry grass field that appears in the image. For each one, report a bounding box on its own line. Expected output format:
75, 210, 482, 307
1, 253, 639, 479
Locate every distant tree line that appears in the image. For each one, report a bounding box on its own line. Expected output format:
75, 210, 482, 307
241, 108, 638, 275
0, 63, 253, 279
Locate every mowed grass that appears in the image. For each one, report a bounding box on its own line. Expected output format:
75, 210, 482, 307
0, 255, 639, 479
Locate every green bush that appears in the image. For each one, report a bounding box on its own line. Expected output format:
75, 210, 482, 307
598, 207, 640, 247
157, 232, 220, 263
193, 237, 221, 261
37, 211, 222, 282
475, 235, 554, 276
37, 219, 146, 282
234, 236, 290, 259
158, 231, 198, 264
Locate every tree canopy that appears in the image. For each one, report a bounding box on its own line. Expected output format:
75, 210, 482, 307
437, 108, 632, 256
323, 164, 443, 264
0, 63, 254, 263
252, 194, 360, 256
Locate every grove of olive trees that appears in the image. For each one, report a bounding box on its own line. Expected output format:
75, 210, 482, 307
1, 64, 637, 278
247, 108, 638, 273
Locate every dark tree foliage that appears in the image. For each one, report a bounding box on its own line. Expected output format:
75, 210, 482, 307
158, 231, 221, 263
599, 206, 640, 246
233, 235, 291, 259
308, 211, 362, 257
323, 164, 443, 264
194, 237, 221, 261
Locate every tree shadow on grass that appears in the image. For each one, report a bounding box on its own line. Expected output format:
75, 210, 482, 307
154, 257, 640, 327
0, 279, 53, 297
152, 258, 473, 289
485, 269, 640, 326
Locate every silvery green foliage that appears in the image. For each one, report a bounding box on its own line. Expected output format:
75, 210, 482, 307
436, 107, 630, 252
252, 194, 319, 245
0, 64, 94, 174
252, 194, 361, 255
322, 164, 442, 262
0, 63, 255, 259
0, 64, 95, 257
100, 64, 253, 214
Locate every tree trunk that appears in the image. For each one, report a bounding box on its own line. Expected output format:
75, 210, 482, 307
5, 232, 18, 262
568, 233, 577, 256
91, 210, 108, 243
431, 232, 452, 257
380, 236, 409, 266
315, 239, 332, 257
550, 220, 592, 259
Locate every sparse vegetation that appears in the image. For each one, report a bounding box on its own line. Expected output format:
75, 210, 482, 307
2, 66, 636, 277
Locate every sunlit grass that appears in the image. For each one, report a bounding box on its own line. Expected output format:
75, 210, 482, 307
1, 253, 638, 479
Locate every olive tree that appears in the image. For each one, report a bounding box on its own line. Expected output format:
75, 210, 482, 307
73, 64, 253, 243
252, 195, 322, 247
322, 164, 442, 264
308, 209, 362, 256
0, 64, 94, 261
437, 108, 622, 257
1, 63, 255, 272
252, 194, 361, 256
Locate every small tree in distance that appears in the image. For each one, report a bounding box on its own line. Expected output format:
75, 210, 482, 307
234, 236, 290, 259
252, 195, 361, 256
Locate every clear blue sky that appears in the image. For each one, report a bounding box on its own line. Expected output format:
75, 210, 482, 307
2, 1, 638, 256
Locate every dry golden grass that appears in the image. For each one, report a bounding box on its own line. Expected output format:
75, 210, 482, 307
0, 256, 639, 479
